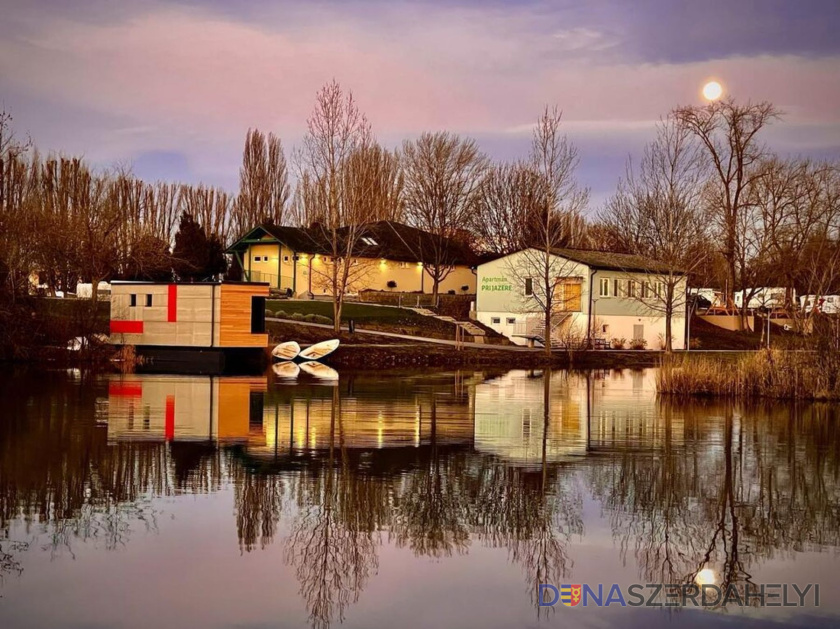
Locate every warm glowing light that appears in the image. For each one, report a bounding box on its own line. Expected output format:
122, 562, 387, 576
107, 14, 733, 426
695, 568, 717, 586
702, 80, 723, 101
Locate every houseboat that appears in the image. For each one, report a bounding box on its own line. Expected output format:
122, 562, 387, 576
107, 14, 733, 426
109, 281, 270, 372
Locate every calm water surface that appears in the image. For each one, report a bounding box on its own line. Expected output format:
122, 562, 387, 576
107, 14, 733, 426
0, 367, 838, 629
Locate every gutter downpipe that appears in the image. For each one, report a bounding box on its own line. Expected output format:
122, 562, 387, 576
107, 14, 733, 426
586, 269, 596, 348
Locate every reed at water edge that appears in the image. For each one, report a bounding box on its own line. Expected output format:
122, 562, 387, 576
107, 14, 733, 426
656, 349, 840, 401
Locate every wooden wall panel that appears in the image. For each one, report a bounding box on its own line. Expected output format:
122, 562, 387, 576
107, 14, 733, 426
218, 284, 269, 347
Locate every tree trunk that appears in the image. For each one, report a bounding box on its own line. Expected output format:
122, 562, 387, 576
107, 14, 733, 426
544, 302, 552, 357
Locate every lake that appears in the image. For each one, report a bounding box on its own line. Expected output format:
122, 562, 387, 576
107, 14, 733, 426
0, 367, 838, 629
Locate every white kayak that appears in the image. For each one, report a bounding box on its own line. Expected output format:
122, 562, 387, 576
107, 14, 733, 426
271, 341, 301, 361
67, 336, 85, 351
298, 339, 340, 362
272, 362, 301, 379
299, 361, 339, 381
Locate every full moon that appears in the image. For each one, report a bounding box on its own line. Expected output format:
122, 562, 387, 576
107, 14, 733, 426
695, 568, 717, 586
703, 80, 723, 101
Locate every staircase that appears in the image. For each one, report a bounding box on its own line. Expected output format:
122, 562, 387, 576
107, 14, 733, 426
409, 308, 487, 342
522, 314, 572, 349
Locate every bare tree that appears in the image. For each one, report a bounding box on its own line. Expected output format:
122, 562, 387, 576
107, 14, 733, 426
233, 128, 290, 238
503, 107, 589, 356
296, 80, 374, 332
599, 119, 709, 351
473, 162, 543, 255
752, 158, 840, 336
401, 132, 488, 296
0, 111, 37, 301
673, 98, 780, 328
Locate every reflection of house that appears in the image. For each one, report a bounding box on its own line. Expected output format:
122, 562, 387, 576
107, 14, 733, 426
472, 370, 684, 468
107, 375, 267, 443
226, 221, 477, 296
247, 390, 475, 459
473, 370, 588, 468
475, 249, 687, 349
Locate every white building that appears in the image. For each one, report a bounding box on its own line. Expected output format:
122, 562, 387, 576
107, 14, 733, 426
734, 287, 792, 310
800, 294, 840, 315
473, 248, 687, 350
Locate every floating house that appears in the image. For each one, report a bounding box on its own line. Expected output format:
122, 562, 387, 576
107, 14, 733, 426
109, 281, 270, 371
226, 220, 478, 296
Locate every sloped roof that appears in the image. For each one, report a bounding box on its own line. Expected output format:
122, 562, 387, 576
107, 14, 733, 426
551, 248, 683, 274
228, 221, 478, 267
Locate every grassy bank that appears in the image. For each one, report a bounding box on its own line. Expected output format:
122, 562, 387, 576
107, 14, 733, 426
657, 350, 840, 400
267, 299, 508, 343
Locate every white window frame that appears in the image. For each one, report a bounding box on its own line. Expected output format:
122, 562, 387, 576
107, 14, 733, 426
599, 277, 611, 298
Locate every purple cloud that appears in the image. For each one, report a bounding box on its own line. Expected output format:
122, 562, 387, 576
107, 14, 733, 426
0, 0, 837, 208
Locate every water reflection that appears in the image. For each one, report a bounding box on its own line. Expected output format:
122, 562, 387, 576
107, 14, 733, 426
0, 368, 838, 628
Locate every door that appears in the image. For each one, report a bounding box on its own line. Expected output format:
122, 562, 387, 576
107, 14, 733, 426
633, 324, 644, 341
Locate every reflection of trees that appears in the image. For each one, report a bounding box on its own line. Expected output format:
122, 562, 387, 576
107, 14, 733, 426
231, 460, 285, 552
284, 388, 381, 629
485, 370, 580, 607
0, 373, 217, 567
589, 397, 840, 600
391, 396, 470, 558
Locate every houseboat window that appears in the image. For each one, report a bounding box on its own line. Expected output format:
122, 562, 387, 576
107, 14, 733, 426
251, 296, 266, 334
600, 277, 611, 297
642, 282, 651, 298
361, 236, 378, 246
614, 279, 621, 297
602, 324, 609, 334
145, 294, 153, 307
130, 294, 137, 307
507, 317, 516, 324
627, 280, 636, 298
491, 317, 501, 324
524, 278, 533, 296
399, 262, 410, 269
283, 256, 289, 262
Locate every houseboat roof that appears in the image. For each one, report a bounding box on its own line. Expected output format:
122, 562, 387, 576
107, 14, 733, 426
110, 280, 270, 286
227, 220, 478, 266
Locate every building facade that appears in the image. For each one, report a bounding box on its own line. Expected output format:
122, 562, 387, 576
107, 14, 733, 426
226, 220, 477, 296
474, 248, 687, 350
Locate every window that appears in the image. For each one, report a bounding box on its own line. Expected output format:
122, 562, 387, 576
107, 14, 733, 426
145, 294, 153, 307
253, 256, 261, 262
130, 294, 137, 307
361, 236, 378, 246
614, 278, 621, 297
251, 296, 266, 333
656, 282, 665, 298
283, 255, 289, 262
599, 277, 611, 297
491, 317, 501, 324
627, 280, 636, 298
399, 262, 410, 269
602, 324, 609, 334
524, 278, 533, 296
507, 317, 516, 324
642, 282, 651, 299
